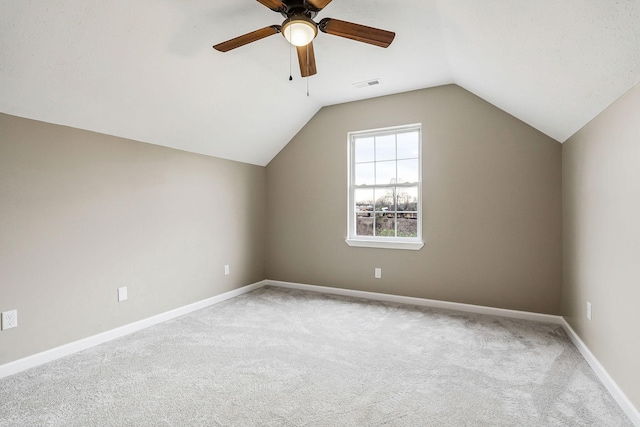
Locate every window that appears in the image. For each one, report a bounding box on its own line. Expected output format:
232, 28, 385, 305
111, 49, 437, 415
347, 124, 423, 250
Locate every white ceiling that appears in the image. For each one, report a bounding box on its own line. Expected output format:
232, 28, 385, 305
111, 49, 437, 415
1, 0, 639, 166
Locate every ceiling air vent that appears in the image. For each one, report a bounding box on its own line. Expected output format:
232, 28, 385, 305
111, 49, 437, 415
354, 79, 381, 88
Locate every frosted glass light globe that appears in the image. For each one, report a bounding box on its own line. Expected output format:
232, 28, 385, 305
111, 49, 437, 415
282, 17, 317, 47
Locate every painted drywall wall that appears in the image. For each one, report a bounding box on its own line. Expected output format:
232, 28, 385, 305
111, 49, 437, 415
266, 85, 562, 314
562, 84, 640, 410
0, 113, 266, 365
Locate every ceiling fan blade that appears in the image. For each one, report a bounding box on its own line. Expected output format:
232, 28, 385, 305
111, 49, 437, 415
213, 26, 281, 52
319, 18, 395, 48
256, 0, 286, 12
306, 0, 332, 11
296, 43, 317, 77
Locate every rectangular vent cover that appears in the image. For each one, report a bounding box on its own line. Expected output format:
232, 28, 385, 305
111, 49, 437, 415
354, 79, 381, 88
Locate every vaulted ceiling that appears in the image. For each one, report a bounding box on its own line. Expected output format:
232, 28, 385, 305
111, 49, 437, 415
1, 1, 639, 166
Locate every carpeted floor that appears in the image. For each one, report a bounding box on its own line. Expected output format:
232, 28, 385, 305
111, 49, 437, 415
0, 286, 632, 426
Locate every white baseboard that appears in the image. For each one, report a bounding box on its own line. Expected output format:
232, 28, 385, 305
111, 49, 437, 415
265, 280, 564, 324
560, 319, 640, 426
0, 281, 266, 379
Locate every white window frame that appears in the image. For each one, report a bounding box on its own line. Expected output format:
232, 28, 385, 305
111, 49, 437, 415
346, 124, 424, 250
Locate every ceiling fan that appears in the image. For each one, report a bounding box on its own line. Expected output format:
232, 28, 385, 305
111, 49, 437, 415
213, 0, 395, 78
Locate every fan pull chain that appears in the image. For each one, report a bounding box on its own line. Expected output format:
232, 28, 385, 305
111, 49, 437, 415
289, 43, 293, 81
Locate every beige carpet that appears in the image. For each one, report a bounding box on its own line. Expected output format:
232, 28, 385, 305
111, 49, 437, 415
0, 286, 632, 426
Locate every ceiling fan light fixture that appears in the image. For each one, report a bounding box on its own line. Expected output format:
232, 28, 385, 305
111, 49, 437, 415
282, 15, 318, 46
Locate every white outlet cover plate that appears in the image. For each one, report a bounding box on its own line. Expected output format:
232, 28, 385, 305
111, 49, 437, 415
118, 287, 128, 302
375, 268, 382, 279
224, 265, 230, 275
1, 310, 18, 330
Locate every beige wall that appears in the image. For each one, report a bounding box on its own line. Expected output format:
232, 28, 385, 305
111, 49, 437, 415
0, 113, 266, 365
266, 85, 562, 314
562, 84, 640, 409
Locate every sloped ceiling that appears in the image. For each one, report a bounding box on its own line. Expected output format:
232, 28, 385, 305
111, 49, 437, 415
1, 0, 639, 166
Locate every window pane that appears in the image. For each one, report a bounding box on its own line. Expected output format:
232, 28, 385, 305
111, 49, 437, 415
397, 214, 418, 237
354, 162, 374, 185
375, 213, 396, 237
355, 188, 374, 213
354, 137, 374, 163
397, 187, 418, 211
375, 134, 396, 161
397, 185, 418, 237
397, 159, 419, 184
374, 187, 395, 211
397, 131, 419, 159
356, 213, 374, 236
375, 160, 396, 185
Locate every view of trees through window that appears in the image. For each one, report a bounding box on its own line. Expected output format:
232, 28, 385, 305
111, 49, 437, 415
351, 127, 420, 239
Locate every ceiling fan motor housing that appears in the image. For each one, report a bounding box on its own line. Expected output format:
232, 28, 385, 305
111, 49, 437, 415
278, 0, 321, 18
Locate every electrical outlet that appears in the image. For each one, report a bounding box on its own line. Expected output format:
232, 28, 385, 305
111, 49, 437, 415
374, 268, 382, 279
1, 310, 18, 330
118, 287, 128, 302
224, 264, 230, 276
587, 302, 592, 320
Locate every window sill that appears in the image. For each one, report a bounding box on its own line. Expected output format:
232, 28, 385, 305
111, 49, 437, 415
345, 239, 424, 251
